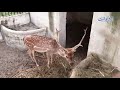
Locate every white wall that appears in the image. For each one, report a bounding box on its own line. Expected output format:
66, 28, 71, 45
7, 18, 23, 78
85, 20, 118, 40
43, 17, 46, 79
30, 12, 49, 28
52, 12, 67, 47
87, 12, 120, 70
59, 12, 67, 47
88, 12, 109, 56
1, 25, 47, 51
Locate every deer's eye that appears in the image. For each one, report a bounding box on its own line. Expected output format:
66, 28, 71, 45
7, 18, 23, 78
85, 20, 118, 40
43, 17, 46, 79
66, 56, 69, 58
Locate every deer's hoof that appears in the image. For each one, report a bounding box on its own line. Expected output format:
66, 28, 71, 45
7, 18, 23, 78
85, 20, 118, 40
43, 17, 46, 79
36, 64, 39, 67
47, 65, 50, 68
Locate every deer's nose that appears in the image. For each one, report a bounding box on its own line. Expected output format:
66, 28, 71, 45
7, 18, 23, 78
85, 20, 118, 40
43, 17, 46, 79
69, 62, 74, 66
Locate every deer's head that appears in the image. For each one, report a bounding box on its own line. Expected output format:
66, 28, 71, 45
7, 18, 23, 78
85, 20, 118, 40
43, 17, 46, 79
56, 27, 88, 66
58, 48, 75, 65
58, 27, 88, 66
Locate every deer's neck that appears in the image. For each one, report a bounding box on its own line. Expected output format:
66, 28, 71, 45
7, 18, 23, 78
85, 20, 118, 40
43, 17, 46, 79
57, 45, 66, 56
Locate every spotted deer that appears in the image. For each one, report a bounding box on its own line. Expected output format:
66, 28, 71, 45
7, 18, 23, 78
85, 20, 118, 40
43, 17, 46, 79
23, 27, 88, 68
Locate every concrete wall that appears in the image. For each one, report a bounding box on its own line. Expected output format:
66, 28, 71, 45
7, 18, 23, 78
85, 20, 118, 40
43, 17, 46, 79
1, 25, 47, 51
88, 12, 109, 56
87, 12, 120, 70
0, 13, 30, 42
53, 12, 67, 47
67, 12, 93, 24
30, 12, 49, 28
0, 13, 30, 26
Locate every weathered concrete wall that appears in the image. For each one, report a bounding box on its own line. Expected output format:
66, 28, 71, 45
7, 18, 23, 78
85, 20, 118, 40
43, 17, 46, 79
0, 13, 30, 26
67, 12, 93, 24
1, 25, 47, 51
30, 12, 49, 28
88, 12, 109, 56
109, 12, 120, 70
87, 12, 120, 70
59, 12, 67, 47
30, 12, 51, 40
0, 13, 30, 42
51, 12, 67, 47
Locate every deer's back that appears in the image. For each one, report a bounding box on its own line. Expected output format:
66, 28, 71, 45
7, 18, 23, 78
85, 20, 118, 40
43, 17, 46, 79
24, 35, 59, 50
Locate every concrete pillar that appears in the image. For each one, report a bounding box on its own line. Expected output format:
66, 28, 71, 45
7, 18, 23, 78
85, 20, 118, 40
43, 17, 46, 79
49, 12, 67, 47
59, 12, 67, 47
88, 12, 111, 56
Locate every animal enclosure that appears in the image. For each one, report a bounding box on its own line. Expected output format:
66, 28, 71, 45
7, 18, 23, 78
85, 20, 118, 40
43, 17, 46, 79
0, 12, 120, 78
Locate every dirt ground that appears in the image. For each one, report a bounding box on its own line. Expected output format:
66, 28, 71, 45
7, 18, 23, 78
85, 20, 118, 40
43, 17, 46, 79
0, 41, 37, 78
0, 41, 84, 78
0, 40, 117, 78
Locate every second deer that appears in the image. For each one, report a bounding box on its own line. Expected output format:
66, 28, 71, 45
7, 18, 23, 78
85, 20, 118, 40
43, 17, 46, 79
23, 28, 88, 68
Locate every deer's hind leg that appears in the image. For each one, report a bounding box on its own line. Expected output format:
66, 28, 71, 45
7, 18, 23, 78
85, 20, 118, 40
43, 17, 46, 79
46, 52, 51, 68
42, 52, 46, 58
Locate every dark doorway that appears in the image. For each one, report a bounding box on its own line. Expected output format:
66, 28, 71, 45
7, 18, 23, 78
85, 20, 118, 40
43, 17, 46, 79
66, 12, 93, 62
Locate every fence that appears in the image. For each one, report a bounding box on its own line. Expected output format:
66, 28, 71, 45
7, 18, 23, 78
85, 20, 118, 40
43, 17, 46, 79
0, 12, 27, 17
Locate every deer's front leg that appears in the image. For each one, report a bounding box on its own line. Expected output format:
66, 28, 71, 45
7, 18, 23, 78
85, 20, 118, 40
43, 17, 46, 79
46, 52, 50, 68
42, 52, 46, 58
50, 54, 53, 64
31, 50, 39, 67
